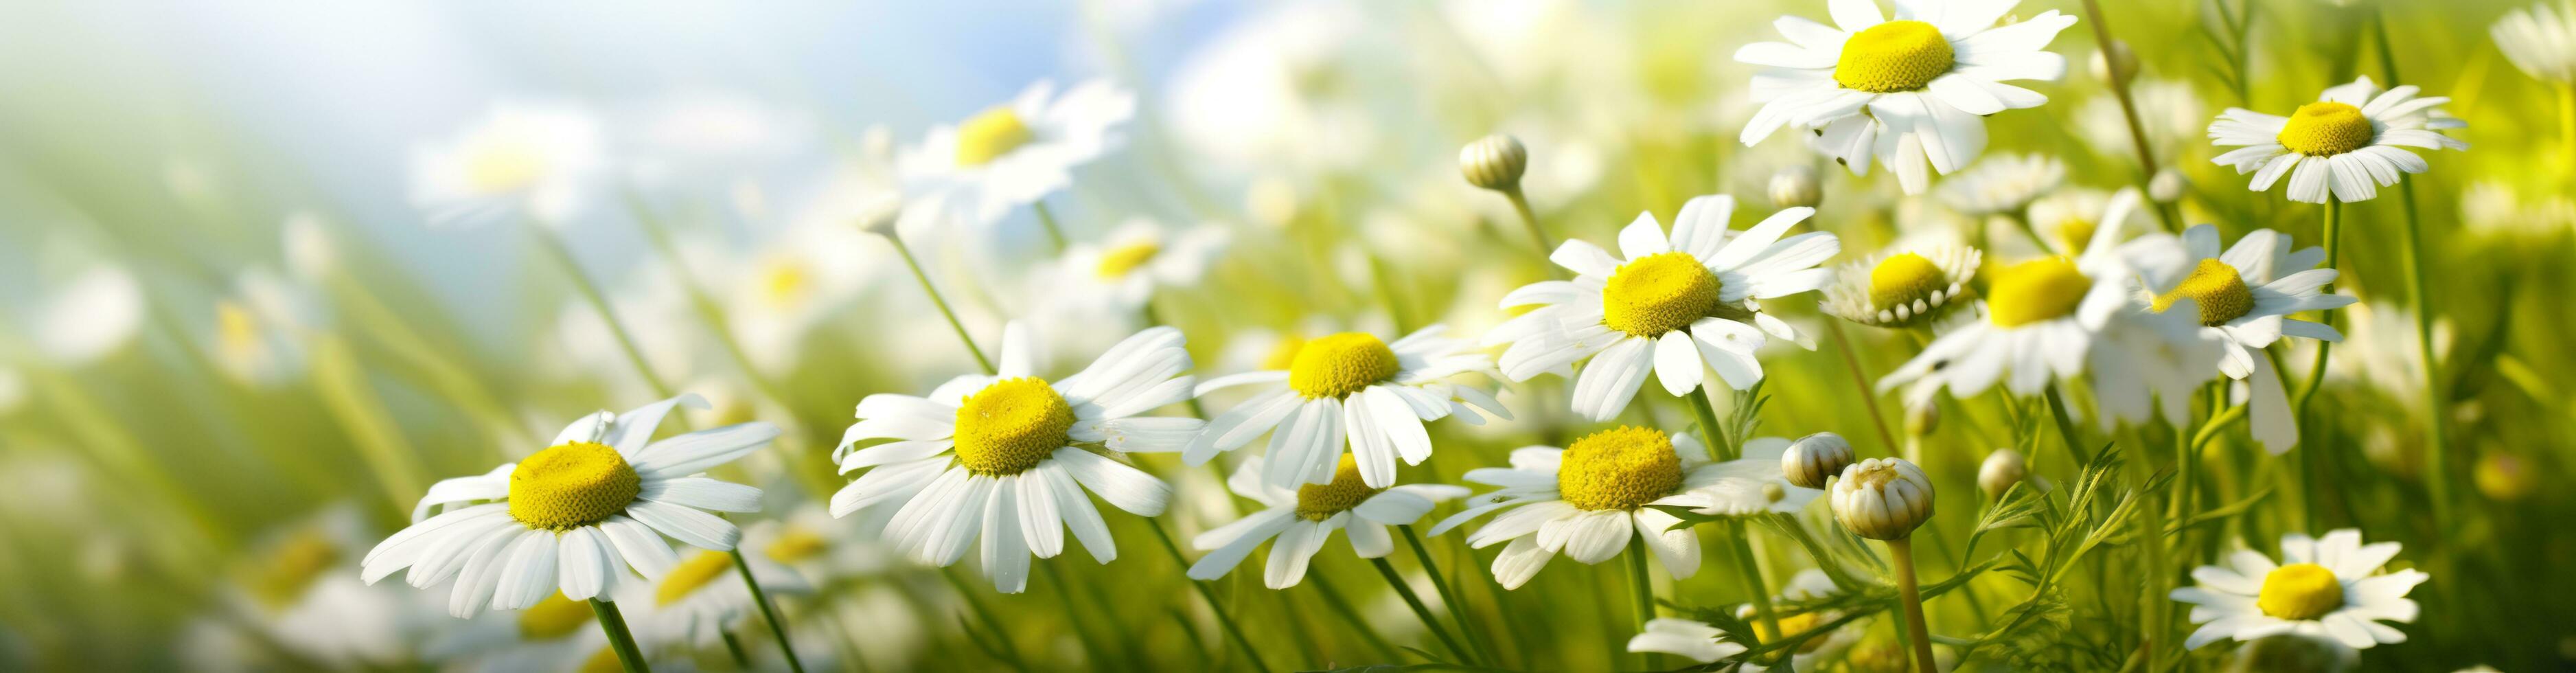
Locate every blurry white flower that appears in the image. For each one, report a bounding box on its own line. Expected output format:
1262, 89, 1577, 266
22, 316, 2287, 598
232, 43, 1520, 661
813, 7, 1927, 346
225, 507, 443, 670
2079, 78, 2207, 159
410, 102, 604, 227
829, 324, 1199, 593
1166, 2, 1377, 171
1938, 153, 2063, 217
363, 393, 777, 617
1487, 196, 1835, 420
2121, 225, 2352, 451
1186, 455, 1468, 589
1033, 218, 1229, 315
1737, 0, 2080, 193
742, 504, 896, 586
281, 213, 339, 282
2209, 81, 2466, 204
1768, 164, 1822, 209
2171, 529, 2426, 650
617, 544, 811, 650
1664, 436, 1826, 517
420, 592, 614, 672
2320, 302, 2451, 400
35, 264, 144, 366
1189, 326, 1505, 489
207, 269, 317, 387
2023, 187, 2111, 255
0, 367, 22, 415
899, 80, 1134, 229
715, 225, 877, 373
1628, 569, 1865, 670
1427, 427, 1724, 589
2459, 181, 2576, 238
2492, 3, 2576, 83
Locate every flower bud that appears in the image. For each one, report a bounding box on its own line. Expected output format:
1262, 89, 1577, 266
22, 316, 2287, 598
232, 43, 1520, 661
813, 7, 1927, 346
1768, 165, 1821, 209
1459, 134, 1528, 192
1830, 457, 1933, 540
1781, 431, 1854, 490
853, 192, 903, 237
2090, 39, 2138, 83
1905, 402, 1939, 437
2148, 169, 2187, 203
1978, 448, 2027, 499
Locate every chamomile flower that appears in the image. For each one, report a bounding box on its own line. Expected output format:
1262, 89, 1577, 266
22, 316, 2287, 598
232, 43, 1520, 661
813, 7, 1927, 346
2209, 81, 2468, 204
33, 263, 144, 366
1428, 426, 1741, 590
623, 545, 814, 650
2492, 3, 2576, 83
1486, 195, 1835, 421
422, 593, 617, 672
898, 80, 1136, 228
1040, 218, 1230, 315
2170, 529, 2427, 650
828, 323, 1200, 593
410, 102, 605, 228
1628, 569, 1865, 670
1736, 0, 2080, 193
1938, 153, 2064, 218
742, 505, 897, 586
1188, 326, 1506, 490
205, 269, 314, 387
362, 394, 779, 617
222, 508, 440, 670
2122, 225, 2354, 451
1821, 244, 1981, 328
1185, 456, 1470, 589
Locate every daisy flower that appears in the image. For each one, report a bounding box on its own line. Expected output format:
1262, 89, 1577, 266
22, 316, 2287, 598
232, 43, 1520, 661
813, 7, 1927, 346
1938, 153, 2065, 218
1736, 0, 2080, 193
410, 102, 605, 228
1187, 325, 1506, 490
362, 393, 777, 618
1820, 243, 1981, 328
828, 323, 1199, 593
2122, 224, 2354, 451
2209, 80, 2468, 204
1629, 569, 1865, 670
1184, 455, 1470, 589
741, 504, 898, 586
1486, 195, 1836, 421
624, 545, 814, 650
1039, 218, 1230, 315
34, 263, 144, 367
898, 80, 1136, 228
222, 508, 440, 670
1428, 426, 1758, 590
2492, 3, 2576, 83
2170, 529, 2428, 650
422, 593, 617, 672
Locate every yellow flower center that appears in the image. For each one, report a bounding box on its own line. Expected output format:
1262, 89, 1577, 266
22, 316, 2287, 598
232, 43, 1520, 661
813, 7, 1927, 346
2051, 217, 2097, 254
509, 441, 642, 530
953, 377, 1075, 476
1834, 21, 1955, 93
1754, 611, 1832, 654
464, 141, 547, 193
1986, 258, 2092, 328
954, 106, 1033, 166
244, 529, 338, 610
764, 527, 830, 564
1287, 332, 1401, 399
2275, 102, 2374, 157
656, 550, 736, 606
517, 592, 597, 640
1602, 251, 1723, 337
1867, 253, 1947, 308
2256, 562, 2345, 620
2151, 259, 2254, 326
1260, 334, 1309, 372
1556, 426, 1684, 511
757, 258, 812, 309
1094, 240, 1164, 280
1295, 455, 1384, 520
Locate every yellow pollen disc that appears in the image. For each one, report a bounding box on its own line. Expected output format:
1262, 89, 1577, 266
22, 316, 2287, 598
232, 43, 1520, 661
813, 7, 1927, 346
244, 529, 338, 609
1986, 258, 2093, 328
216, 301, 260, 355
464, 141, 546, 193
1834, 21, 1955, 93
1295, 455, 1384, 520
2152, 259, 2254, 326
508, 441, 641, 530
759, 260, 812, 309
764, 527, 831, 564
1094, 240, 1164, 280
954, 106, 1033, 166
2051, 217, 2098, 254
1868, 253, 1947, 308
578, 647, 625, 673
656, 550, 737, 606
1556, 426, 1684, 511
953, 377, 1075, 476
1287, 332, 1401, 399
517, 592, 597, 640
1602, 251, 1723, 337
2256, 562, 2345, 620
1755, 612, 1831, 654
2276, 102, 2374, 157
1260, 334, 1309, 372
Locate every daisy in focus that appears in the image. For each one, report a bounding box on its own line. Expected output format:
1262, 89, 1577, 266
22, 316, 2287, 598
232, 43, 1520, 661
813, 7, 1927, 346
1628, 569, 1865, 670
363, 393, 777, 617
829, 323, 1199, 593
1185, 455, 1469, 589
2121, 224, 2352, 451
410, 102, 605, 228
1736, 0, 2080, 193
2209, 80, 2467, 204
1429, 426, 1756, 590
1819, 242, 1981, 329
2170, 529, 2427, 650
1038, 218, 1230, 316
1188, 325, 1506, 490
897, 80, 1136, 228
1486, 195, 1835, 421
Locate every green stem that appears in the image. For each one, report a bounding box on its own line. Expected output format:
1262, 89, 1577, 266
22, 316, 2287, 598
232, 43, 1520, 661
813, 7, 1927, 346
533, 227, 675, 397
722, 632, 752, 668
1151, 523, 1269, 670
1309, 572, 1403, 662
1401, 525, 1493, 665
2560, 82, 2576, 168
1826, 319, 1904, 455
1032, 201, 1071, 253
2370, 16, 2456, 539
1042, 561, 1118, 668
939, 567, 1027, 670
1501, 186, 1553, 264
727, 549, 807, 673
2075, 0, 2179, 232
886, 233, 998, 376
2295, 198, 2343, 531
1622, 536, 1655, 670
1687, 387, 1736, 461
2043, 385, 2091, 465
1372, 556, 1474, 664
590, 600, 653, 673
1887, 538, 1937, 673
1727, 523, 1783, 665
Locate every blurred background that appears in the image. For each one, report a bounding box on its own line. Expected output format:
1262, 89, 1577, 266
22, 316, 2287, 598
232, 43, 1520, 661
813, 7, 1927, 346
1, 0, 2571, 670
